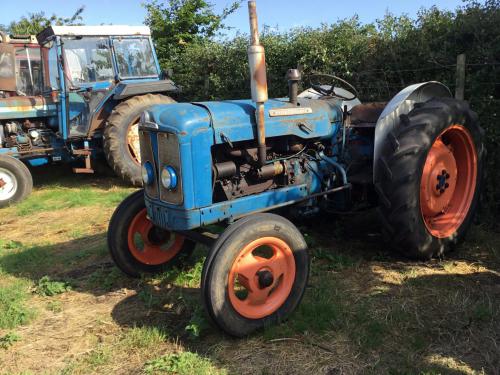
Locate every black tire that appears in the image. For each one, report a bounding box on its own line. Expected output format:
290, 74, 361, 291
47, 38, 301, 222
107, 189, 195, 277
201, 213, 309, 337
0, 156, 32, 208
104, 94, 176, 186
374, 97, 485, 259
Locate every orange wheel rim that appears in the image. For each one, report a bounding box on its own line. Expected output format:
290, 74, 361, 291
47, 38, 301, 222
127, 208, 185, 265
420, 125, 477, 238
228, 237, 296, 319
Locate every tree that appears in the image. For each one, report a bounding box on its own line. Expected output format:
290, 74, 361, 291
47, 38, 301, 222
1, 6, 85, 35
143, 0, 241, 62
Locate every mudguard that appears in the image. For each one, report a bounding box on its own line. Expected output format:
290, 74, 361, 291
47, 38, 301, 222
373, 81, 452, 183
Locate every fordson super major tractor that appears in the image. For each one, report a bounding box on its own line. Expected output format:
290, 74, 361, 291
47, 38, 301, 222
108, 2, 484, 337
0, 26, 179, 207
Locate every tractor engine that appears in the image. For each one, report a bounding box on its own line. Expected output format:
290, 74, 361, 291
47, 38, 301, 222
0, 119, 53, 152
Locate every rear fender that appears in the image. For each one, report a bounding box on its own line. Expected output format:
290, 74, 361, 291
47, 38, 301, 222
373, 81, 452, 182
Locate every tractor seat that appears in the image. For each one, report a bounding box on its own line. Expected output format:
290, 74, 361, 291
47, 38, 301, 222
350, 102, 387, 126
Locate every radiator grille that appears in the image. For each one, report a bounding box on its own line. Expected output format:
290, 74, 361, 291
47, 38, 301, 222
158, 132, 183, 204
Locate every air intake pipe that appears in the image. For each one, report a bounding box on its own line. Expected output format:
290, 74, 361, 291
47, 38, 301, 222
247, 0, 268, 166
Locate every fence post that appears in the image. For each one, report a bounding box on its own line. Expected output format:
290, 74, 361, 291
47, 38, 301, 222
455, 53, 466, 100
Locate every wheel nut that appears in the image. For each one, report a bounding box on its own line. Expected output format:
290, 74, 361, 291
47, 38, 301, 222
257, 270, 274, 289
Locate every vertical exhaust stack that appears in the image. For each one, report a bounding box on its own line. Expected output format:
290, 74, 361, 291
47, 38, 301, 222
247, 0, 268, 166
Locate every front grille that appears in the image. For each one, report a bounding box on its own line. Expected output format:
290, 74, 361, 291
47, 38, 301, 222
158, 132, 183, 204
139, 130, 159, 199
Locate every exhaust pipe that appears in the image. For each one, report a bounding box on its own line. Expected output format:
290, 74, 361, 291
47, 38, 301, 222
247, 0, 268, 166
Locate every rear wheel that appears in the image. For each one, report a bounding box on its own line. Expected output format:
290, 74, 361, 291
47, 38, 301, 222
0, 155, 32, 208
107, 189, 195, 277
201, 213, 309, 337
104, 94, 176, 186
375, 98, 484, 259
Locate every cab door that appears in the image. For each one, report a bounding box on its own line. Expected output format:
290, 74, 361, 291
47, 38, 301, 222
60, 36, 115, 138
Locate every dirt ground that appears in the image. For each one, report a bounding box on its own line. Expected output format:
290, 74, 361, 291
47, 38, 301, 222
0, 166, 499, 375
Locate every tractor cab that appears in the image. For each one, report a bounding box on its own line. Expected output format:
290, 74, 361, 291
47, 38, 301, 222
36, 25, 168, 139
0, 26, 179, 207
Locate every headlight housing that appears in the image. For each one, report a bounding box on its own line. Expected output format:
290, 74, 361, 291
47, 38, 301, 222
161, 166, 178, 190
141, 161, 154, 185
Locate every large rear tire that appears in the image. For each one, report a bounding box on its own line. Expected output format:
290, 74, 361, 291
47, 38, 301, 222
0, 155, 32, 208
104, 94, 176, 186
374, 98, 484, 259
107, 189, 195, 277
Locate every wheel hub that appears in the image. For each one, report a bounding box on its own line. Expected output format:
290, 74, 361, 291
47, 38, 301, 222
419, 125, 477, 238
0, 167, 17, 201
257, 269, 274, 289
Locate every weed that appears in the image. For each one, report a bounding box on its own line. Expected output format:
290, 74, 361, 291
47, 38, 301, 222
0, 240, 22, 251
143, 352, 225, 375
138, 288, 161, 309
313, 247, 358, 271
185, 306, 209, 338
35, 276, 71, 296
0, 332, 20, 349
161, 258, 205, 288
0, 280, 34, 329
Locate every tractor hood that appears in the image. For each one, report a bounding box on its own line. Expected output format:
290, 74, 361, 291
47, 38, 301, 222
147, 98, 342, 145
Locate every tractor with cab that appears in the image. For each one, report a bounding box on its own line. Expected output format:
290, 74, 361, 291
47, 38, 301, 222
108, 1, 484, 337
0, 26, 179, 207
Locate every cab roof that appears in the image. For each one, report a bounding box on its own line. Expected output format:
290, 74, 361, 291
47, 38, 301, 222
37, 25, 151, 44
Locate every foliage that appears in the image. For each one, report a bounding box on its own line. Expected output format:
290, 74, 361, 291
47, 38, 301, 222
0, 332, 20, 349
143, 352, 225, 375
159, 0, 500, 216
0, 280, 34, 329
0, 7, 85, 35
144, 0, 241, 63
35, 276, 71, 297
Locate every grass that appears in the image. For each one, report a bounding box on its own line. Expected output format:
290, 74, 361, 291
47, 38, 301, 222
143, 352, 226, 375
0, 279, 35, 329
0, 166, 499, 374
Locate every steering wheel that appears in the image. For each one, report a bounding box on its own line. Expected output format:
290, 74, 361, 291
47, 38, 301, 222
309, 73, 359, 101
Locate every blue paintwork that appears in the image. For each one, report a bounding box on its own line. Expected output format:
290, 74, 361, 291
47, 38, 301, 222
26, 157, 49, 167
142, 98, 344, 231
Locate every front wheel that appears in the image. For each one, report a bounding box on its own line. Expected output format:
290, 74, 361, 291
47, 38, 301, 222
201, 213, 309, 337
375, 97, 485, 259
0, 155, 32, 208
107, 190, 195, 277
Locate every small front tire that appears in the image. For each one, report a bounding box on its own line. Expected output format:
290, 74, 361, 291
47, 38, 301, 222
107, 189, 195, 277
201, 213, 309, 337
0, 155, 32, 208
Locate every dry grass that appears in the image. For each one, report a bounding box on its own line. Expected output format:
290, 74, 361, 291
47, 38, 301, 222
0, 165, 499, 375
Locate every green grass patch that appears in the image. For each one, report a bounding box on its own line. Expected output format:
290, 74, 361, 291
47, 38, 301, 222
143, 352, 226, 375
14, 187, 131, 216
87, 267, 124, 291
0, 332, 21, 349
121, 326, 167, 349
46, 300, 63, 313
0, 280, 35, 329
35, 276, 71, 296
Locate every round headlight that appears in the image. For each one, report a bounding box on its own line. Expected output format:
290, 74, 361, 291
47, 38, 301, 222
161, 166, 178, 190
141, 161, 154, 185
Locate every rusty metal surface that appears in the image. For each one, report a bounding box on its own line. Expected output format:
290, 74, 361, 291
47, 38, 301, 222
0, 95, 57, 120
350, 102, 386, 124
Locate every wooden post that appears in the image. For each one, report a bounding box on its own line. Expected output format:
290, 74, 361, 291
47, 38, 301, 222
455, 53, 466, 100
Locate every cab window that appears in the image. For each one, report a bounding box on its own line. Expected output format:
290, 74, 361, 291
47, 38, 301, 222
14, 46, 43, 96
62, 37, 113, 84
113, 38, 158, 78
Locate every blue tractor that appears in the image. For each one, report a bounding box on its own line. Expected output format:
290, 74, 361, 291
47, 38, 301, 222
0, 26, 179, 207
108, 2, 484, 336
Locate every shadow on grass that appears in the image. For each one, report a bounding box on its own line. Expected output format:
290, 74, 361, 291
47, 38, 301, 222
1, 211, 499, 374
